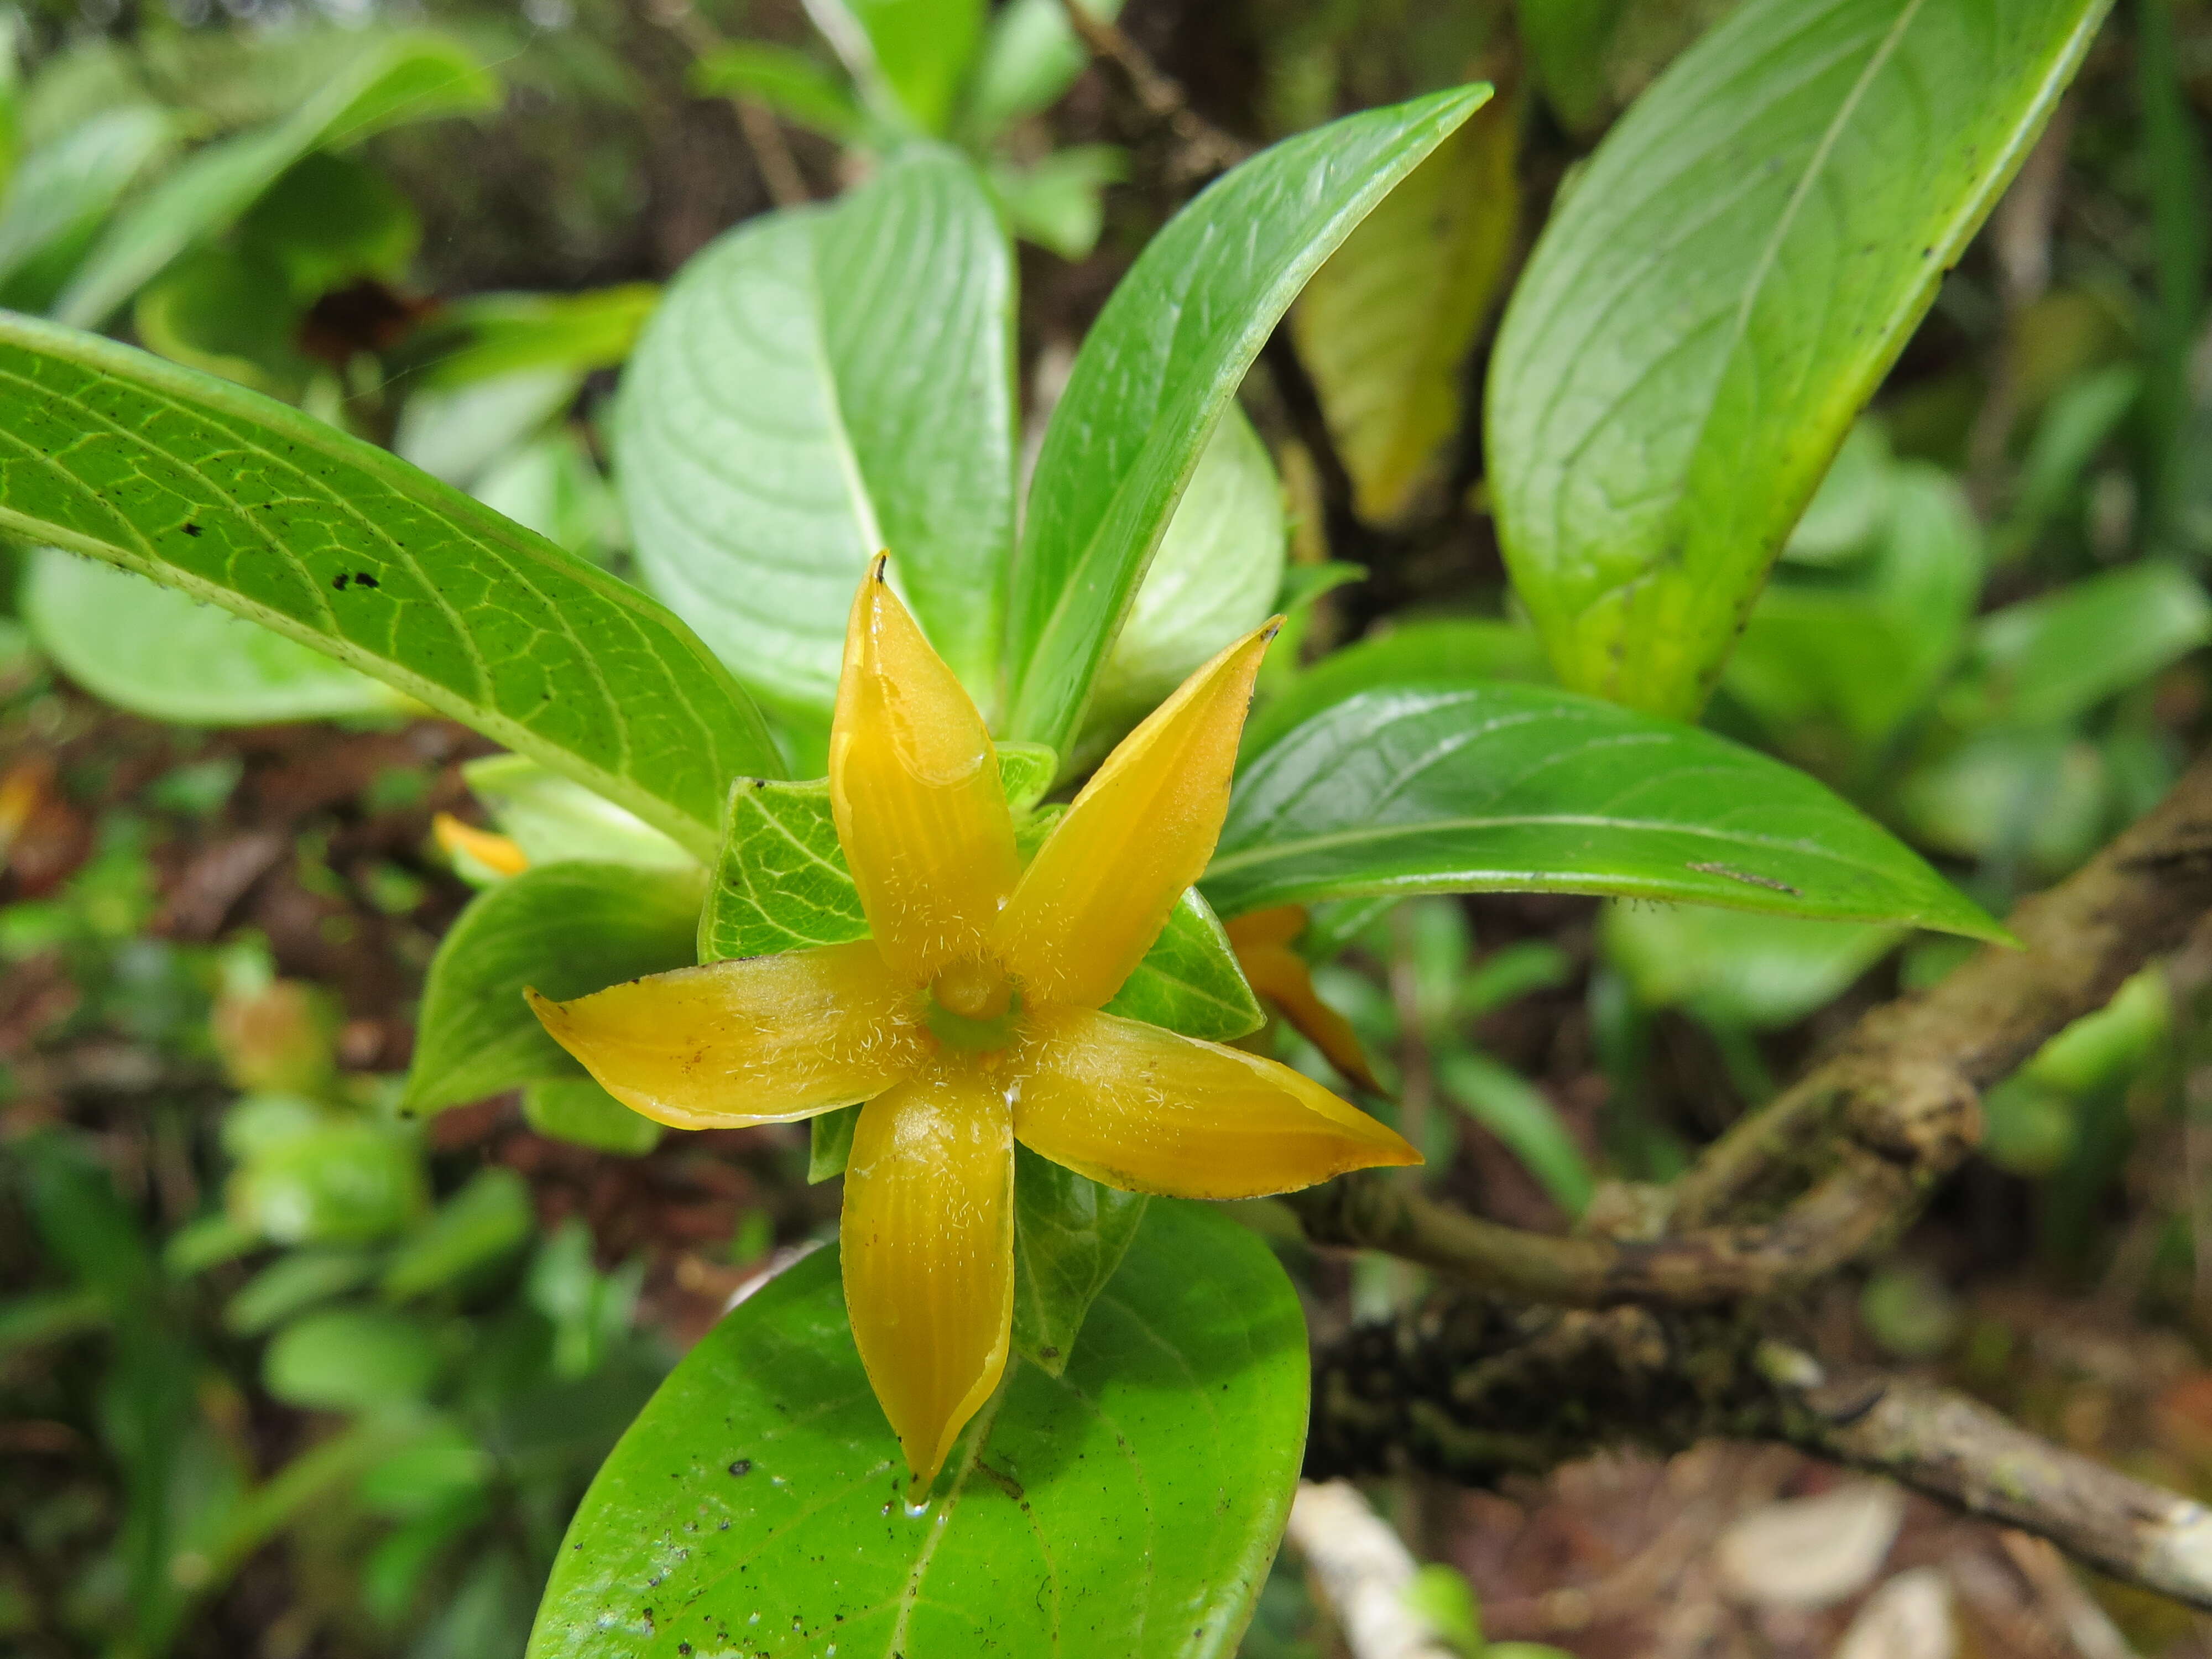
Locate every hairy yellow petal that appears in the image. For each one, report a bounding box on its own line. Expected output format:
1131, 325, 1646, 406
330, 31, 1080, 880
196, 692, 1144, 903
842, 1066, 1015, 1486
526, 941, 922, 1130
830, 559, 1020, 984
1011, 1005, 1418, 1197
992, 620, 1278, 1009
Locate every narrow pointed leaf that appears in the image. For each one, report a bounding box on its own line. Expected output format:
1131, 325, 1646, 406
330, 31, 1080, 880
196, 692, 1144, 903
617, 144, 1015, 717
0, 316, 779, 858
404, 863, 706, 1115
1203, 681, 2006, 940
1009, 1146, 1146, 1378
1488, 0, 2111, 717
527, 1201, 1306, 1659
1003, 85, 1490, 752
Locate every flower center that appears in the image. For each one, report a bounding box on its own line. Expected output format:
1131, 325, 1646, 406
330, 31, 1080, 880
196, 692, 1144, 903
926, 960, 1019, 1053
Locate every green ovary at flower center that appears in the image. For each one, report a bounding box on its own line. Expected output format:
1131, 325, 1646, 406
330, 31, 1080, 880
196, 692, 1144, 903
926, 959, 1021, 1052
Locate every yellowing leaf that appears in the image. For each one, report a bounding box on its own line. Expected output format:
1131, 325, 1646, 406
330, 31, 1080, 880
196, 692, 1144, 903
1291, 90, 1519, 525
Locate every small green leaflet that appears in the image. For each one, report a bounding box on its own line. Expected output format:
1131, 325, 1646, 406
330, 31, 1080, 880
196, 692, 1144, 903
404, 863, 706, 1115
1010, 1146, 1147, 1378
526, 1201, 1307, 1659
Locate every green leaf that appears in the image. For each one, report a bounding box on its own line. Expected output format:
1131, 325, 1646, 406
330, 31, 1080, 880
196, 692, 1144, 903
462, 755, 695, 872
132, 243, 310, 392
1515, 0, 1627, 133
394, 367, 577, 489
688, 43, 868, 143
1291, 91, 1518, 526
0, 105, 174, 311
1203, 680, 2006, 939
808, 1103, 862, 1183
403, 863, 705, 1115
0, 314, 780, 858
523, 1078, 665, 1157
700, 776, 870, 961
988, 143, 1126, 260
617, 142, 1015, 719
830, 0, 985, 133
1487, 0, 2111, 717
236, 150, 419, 298
1099, 888, 1264, 1041
53, 33, 497, 327
1004, 86, 1491, 753
380, 1167, 535, 1299
223, 1248, 380, 1336
228, 1119, 428, 1245
528, 1199, 1306, 1659
1244, 616, 1551, 760
263, 1306, 441, 1412
408, 285, 659, 390
1950, 561, 2211, 730
1010, 1146, 1146, 1376
1601, 901, 1902, 1029
23, 546, 404, 724
962, 0, 1124, 142
1724, 462, 1986, 751
1072, 404, 1284, 770
1898, 727, 2111, 873
1435, 1048, 1594, 1217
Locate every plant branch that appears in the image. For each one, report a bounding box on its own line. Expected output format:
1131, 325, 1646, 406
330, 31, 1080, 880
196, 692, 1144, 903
1286, 1481, 1460, 1659
1307, 1300, 2212, 1610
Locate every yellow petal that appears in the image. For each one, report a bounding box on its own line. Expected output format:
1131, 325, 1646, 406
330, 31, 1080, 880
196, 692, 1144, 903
992, 620, 1278, 1009
1010, 1005, 1418, 1197
525, 941, 922, 1130
842, 1066, 1015, 1485
432, 812, 530, 877
830, 559, 1020, 984
1225, 907, 1380, 1093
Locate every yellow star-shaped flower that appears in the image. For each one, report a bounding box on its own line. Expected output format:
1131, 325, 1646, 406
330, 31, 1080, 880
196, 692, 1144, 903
528, 559, 1418, 1484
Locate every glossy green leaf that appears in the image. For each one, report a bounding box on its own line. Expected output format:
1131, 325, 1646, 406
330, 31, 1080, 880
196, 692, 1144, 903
1601, 901, 1902, 1028
524, 1078, 666, 1157
462, 755, 695, 872
1004, 86, 1490, 753
808, 1102, 862, 1183
688, 43, 868, 143
264, 1306, 441, 1412
1100, 889, 1264, 1041
54, 33, 497, 327
528, 1199, 1306, 1659
0, 315, 781, 857
962, 0, 1124, 141
1203, 681, 2006, 938
23, 545, 404, 724
1487, 0, 2110, 717
380, 1167, 535, 1300
1951, 561, 2211, 729
403, 863, 706, 1115
1436, 1048, 1593, 1216
1244, 616, 1551, 759
1010, 1146, 1146, 1377
1291, 92, 1517, 525
617, 144, 1014, 718
0, 105, 174, 310
1072, 405, 1284, 771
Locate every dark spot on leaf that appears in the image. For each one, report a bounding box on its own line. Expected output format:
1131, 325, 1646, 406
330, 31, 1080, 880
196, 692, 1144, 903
354, 571, 378, 588
333, 574, 350, 591
182, 522, 202, 536
728, 1459, 752, 1476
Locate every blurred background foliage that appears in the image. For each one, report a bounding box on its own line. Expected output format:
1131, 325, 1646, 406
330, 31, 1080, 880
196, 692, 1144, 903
7, 0, 2212, 1653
